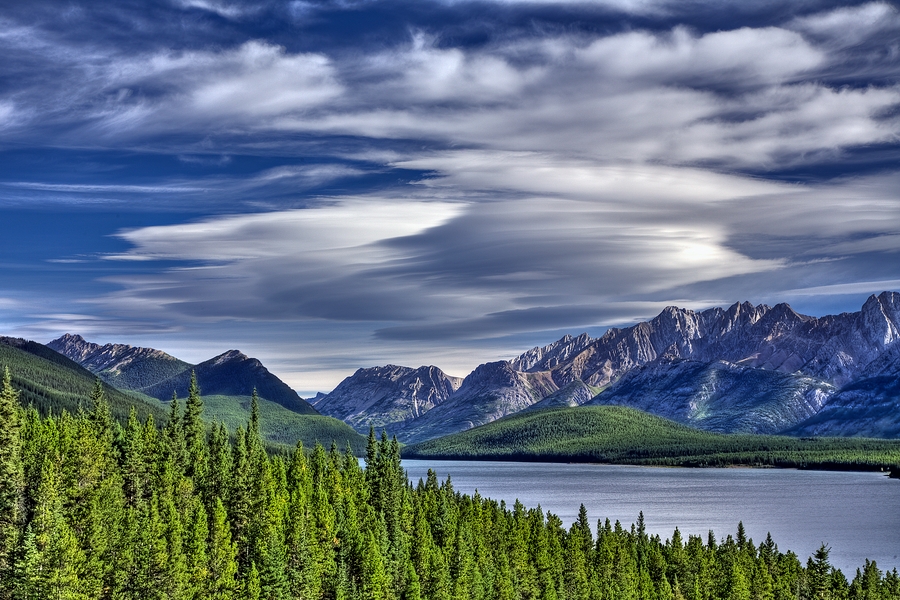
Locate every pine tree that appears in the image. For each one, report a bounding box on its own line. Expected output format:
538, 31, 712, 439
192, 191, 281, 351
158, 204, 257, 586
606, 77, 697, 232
164, 393, 186, 476
0, 367, 23, 597
807, 544, 832, 600
123, 406, 146, 507
183, 372, 207, 483
88, 378, 114, 450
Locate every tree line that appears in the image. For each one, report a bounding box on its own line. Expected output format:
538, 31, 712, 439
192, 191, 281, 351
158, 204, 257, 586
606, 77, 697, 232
0, 366, 898, 600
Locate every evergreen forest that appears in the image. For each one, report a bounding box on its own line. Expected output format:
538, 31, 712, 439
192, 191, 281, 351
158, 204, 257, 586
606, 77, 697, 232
404, 406, 900, 471
1, 367, 899, 600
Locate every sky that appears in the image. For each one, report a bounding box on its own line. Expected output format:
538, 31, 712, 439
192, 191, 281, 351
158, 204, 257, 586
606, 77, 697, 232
1, 0, 900, 395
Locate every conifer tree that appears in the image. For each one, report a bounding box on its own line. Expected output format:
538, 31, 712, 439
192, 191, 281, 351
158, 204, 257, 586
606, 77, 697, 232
183, 372, 207, 482
164, 393, 186, 476
0, 367, 23, 597
184, 500, 209, 600
208, 498, 238, 600
88, 378, 114, 449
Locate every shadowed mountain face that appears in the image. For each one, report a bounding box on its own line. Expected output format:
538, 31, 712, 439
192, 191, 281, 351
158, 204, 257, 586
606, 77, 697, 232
48, 336, 316, 415
391, 361, 558, 444
317, 292, 900, 442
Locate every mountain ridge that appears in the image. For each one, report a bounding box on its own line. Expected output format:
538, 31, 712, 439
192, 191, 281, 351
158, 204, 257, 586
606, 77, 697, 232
314, 292, 900, 442
48, 334, 317, 415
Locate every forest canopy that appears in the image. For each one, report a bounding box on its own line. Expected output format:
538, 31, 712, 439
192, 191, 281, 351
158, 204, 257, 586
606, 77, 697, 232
0, 367, 898, 600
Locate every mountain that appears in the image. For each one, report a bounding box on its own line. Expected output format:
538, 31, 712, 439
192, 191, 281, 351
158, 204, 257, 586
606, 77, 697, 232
510, 292, 900, 390
49, 336, 317, 415
784, 343, 900, 438
0, 336, 165, 423
48, 333, 191, 391
311, 365, 462, 433
392, 361, 558, 443
140, 350, 317, 415
327, 292, 900, 442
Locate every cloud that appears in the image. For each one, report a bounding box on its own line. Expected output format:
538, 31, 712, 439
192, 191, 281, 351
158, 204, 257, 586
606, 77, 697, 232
3, 182, 205, 193
173, 0, 262, 19
92, 151, 900, 343
95, 158, 794, 338
4, 9, 900, 173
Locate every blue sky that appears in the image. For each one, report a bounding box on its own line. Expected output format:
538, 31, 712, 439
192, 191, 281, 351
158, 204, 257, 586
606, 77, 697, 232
2, 0, 900, 394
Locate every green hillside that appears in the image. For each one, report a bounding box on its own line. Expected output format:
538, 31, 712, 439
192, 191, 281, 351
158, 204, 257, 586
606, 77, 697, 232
191, 394, 366, 454
403, 405, 900, 470
0, 338, 165, 424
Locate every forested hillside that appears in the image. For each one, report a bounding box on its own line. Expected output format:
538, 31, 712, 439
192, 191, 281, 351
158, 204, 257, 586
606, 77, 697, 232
1, 369, 899, 599
404, 406, 900, 471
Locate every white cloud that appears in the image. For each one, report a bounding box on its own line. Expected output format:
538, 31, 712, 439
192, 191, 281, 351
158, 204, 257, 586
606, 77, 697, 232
113, 199, 463, 262
173, 0, 260, 19
791, 2, 899, 47
577, 26, 824, 85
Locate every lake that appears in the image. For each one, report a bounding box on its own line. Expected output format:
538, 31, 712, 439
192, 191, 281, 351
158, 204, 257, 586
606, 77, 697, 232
403, 459, 900, 575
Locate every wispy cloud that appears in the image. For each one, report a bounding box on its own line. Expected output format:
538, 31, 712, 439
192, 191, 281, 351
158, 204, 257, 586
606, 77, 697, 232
4, 182, 205, 193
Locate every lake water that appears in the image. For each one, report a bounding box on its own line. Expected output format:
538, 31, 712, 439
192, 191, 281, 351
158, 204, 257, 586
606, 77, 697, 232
403, 460, 900, 575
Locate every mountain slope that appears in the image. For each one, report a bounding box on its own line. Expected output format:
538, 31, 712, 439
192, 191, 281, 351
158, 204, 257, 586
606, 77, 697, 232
195, 394, 366, 453
783, 343, 900, 438
142, 350, 317, 414
0, 337, 165, 423
312, 365, 462, 433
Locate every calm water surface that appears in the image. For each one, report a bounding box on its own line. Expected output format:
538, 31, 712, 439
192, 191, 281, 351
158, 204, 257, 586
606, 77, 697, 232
403, 460, 900, 575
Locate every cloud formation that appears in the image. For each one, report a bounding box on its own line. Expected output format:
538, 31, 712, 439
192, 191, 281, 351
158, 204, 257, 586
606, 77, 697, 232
2, 0, 900, 388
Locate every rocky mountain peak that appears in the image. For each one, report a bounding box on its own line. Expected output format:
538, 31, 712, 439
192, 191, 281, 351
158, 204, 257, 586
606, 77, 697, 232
312, 363, 461, 433
210, 350, 250, 366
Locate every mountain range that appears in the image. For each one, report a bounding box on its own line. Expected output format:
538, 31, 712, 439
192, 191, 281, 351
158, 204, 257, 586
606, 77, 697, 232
313, 292, 900, 443
8, 291, 899, 447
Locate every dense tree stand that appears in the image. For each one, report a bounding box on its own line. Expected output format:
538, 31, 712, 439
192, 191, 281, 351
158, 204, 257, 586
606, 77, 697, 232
0, 372, 897, 599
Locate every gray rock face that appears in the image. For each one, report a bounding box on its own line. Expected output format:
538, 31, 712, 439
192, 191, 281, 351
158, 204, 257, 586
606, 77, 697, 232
312, 365, 462, 433
526, 379, 600, 411
512, 292, 900, 389
785, 344, 900, 438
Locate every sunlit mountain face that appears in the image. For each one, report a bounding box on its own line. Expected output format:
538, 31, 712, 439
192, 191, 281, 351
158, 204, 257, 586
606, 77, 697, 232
2, 0, 900, 394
